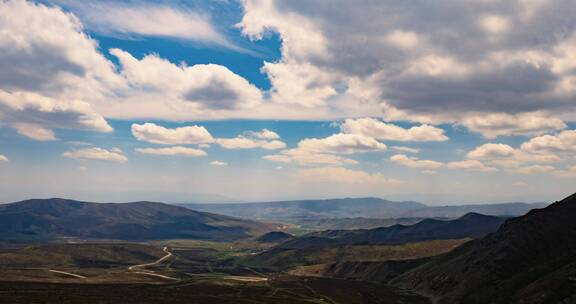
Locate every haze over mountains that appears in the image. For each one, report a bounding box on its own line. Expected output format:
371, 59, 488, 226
0, 198, 277, 242
182, 198, 547, 221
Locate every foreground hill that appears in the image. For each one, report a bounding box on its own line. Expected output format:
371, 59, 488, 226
392, 192, 576, 304
181, 198, 546, 222
0, 198, 277, 242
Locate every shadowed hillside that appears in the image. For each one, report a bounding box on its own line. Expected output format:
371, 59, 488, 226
392, 192, 576, 304
0, 198, 278, 242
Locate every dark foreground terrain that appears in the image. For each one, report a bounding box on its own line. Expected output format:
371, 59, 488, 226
0, 277, 428, 304
0, 239, 429, 304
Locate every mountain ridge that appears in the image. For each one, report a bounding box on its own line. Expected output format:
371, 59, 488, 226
391, 192, 576, 304
180, 198, 547, 221
0, 198, 277, 242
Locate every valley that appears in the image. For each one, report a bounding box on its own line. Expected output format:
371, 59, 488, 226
0, 194, 573, 303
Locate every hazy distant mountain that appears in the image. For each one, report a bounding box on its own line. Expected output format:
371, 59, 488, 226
0, 198, 276, 242
246, 213, 505, 270
180, 198, 546, 221
294, 217, 427, 230
401, 202, 549, 218
181, 198, 427, 220
280, 213, 506, 249
392, 193, 576, 304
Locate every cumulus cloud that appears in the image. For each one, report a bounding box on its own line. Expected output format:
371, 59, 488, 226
135, 146, 207, 157
263, 149, 358, 166
447, 160, 498, 172
246, 129, 280, 140
62, 147, 128, 163
216, 137, 286, 150
298, 133, 387, 154
131, 123, 213, 145
238, 0, 576, 124
466, 143, 560, 168
264, 132, 385, 166
0, 90, 113, 141
461, 112, 566, 138
520, 130, 576, 153
0, 154, 8, 162
390, 154, 444, 169
210, 160, 228, 166
215, 129, 286, 150
296, 167, 400, 185
341, 118, 448, 141
0, 1, 120, 140
111, 49, 263, 111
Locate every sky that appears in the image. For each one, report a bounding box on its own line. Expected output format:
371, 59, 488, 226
0, 0, 575, 204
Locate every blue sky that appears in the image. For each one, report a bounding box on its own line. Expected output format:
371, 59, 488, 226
0, 0, 575, 204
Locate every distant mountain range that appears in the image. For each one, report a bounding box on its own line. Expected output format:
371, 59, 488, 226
180, 198, 547, 221
246, 213, 506, 270
0, 198, 277, 243
282, 213, 507, 248
390, 192, 576, 303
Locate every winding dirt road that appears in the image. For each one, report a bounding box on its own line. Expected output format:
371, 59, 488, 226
47, 269, 87, 279
128, 247, 178, 280
128, 247, 173, 271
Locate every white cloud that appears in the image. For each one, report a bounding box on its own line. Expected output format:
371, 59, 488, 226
298, 133, 387, 154
466, 143, 561, 168
461, 112, 566, 138
391, 146, 420, 154
263, 149, 358, 166
216, 137, 286, 150
247, 129, 280, 140
422, 170, 437, 175
210, 161, 228, 166
111, 49, 263, 111
0, 1, 121, 140
215, 129, 286, 150
0, 90, 112, 141
447, 160, 498, 172
57, 1, 235, 48
467, 143, 516, 160
296, 167, 400, 185
390, 154, 444, 169
262, 61, 338, 108
341, 118, 448, 142
135, 146, 207, 157
62, 147, 127, 163
131, 123, 213, 145
520, 130, 576, 153
12, 123, 56, 141
0, 154, 8, 162
264, 132, 385, 166
0, 0, 123, 99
